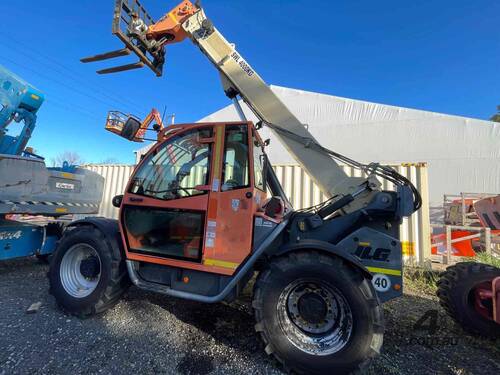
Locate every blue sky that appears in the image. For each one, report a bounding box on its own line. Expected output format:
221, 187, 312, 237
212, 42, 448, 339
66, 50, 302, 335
1, 0, 498, 164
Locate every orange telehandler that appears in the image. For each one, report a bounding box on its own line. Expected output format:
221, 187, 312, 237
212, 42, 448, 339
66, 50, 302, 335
48, 1, 422, 373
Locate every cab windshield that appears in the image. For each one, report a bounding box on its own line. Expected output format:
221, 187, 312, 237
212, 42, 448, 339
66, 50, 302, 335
129, 128, 212, 200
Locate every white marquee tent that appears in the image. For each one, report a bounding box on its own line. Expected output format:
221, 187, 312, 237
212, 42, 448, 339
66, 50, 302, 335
138, 85, 500, 209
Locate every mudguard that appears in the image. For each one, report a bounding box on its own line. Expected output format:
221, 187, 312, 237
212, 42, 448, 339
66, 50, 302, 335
275, 239, 372, 280
337, 227, 404, 302
67, 217, 125, 257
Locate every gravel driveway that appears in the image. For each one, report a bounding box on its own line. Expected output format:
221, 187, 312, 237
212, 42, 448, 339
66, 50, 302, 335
1, 258, 499, 375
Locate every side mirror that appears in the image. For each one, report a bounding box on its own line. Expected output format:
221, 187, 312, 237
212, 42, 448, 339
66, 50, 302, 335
112, 195, 123, 208
121, 117, 142, 141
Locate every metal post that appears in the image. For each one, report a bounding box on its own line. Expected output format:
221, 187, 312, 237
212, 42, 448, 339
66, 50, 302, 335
445, 225, 452, 265
484, 227, 492, 255
232, 98, 247, 121
461, 193, 466, 226
417, 164, 431, 265
443, 194, 447, 223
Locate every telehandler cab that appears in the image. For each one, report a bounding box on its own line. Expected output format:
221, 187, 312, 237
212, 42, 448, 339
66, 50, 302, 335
49, 1, 421, 373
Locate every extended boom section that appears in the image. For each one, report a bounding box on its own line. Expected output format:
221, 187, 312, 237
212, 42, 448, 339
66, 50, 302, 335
181, 9, 369, 201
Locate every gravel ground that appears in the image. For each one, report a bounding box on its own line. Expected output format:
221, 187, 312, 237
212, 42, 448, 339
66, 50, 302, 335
0, 258, 499, 375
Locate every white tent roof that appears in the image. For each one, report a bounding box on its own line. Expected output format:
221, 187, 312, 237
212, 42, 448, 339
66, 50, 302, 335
139, 85, 500, 206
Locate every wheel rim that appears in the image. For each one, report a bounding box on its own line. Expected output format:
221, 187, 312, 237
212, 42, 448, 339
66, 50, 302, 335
60, 244, 101, 298
471, 281, 495, 321
277, 279, 353, 356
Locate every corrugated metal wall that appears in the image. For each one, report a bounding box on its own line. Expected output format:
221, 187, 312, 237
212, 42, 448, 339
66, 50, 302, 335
84, 163, 431, 265
85, 165, 136, 219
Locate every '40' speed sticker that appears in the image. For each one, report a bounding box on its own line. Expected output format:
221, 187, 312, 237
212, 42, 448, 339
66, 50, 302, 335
372, 274, 391, 292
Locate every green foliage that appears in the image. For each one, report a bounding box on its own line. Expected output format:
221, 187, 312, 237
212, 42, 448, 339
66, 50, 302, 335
471, 253, 500, 268
491, 105, 500, 122
404, 267, 439, 295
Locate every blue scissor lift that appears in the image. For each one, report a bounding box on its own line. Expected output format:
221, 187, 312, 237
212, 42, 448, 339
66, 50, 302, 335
0, 65, 104, 261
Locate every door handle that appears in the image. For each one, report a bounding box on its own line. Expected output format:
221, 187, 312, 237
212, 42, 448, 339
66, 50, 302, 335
129, 197, 144, 202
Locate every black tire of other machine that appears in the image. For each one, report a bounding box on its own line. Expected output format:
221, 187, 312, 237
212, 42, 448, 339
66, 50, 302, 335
437, 262, 500, 338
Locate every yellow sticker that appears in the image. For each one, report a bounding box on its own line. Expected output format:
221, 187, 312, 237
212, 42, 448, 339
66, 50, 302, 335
204, 258, 239, 270
31, 94, 40, 100
55, 207, 68, 213
212, 127, 223, 179
367, 266, 402, 276
402, 241, 416, 256
61, 172, 76, 179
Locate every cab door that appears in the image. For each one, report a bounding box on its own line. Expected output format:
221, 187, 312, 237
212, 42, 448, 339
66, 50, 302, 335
120, 126, 213, 263
202, 123, 258, 272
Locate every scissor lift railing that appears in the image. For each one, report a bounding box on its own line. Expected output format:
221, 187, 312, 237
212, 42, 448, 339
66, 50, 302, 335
431, 224, 500, 265
433, 192, 500, 265
444, 192, 497, 226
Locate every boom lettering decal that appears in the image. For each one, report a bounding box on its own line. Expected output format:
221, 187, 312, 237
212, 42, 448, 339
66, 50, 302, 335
231, 52, 254, 77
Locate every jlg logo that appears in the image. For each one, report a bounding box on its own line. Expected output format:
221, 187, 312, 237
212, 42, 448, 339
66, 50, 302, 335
354, 244, 391, 262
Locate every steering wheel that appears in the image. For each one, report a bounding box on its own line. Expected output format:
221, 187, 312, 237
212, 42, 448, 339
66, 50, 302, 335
163, 181, 192, 199
177, 186, 192, 196
223, 179, 240, 190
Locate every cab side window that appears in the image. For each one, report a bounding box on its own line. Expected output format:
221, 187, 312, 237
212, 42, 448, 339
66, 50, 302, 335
222, 125, 249, 191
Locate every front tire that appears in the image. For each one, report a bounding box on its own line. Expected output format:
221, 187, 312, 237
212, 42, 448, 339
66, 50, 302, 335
253, 251, 384, 375
48, 226, 130, 318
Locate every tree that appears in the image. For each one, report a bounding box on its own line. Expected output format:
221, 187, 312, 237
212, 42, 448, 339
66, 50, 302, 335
51, 151, 84, 167
490, 105, 500, 123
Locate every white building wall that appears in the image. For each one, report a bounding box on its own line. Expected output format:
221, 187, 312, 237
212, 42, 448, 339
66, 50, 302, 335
194, 86, 500, 209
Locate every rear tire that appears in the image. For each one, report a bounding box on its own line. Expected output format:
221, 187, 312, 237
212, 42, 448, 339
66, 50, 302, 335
437, 262, 500, 337
48, 226, 130, 318
253, 251, 384, 375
